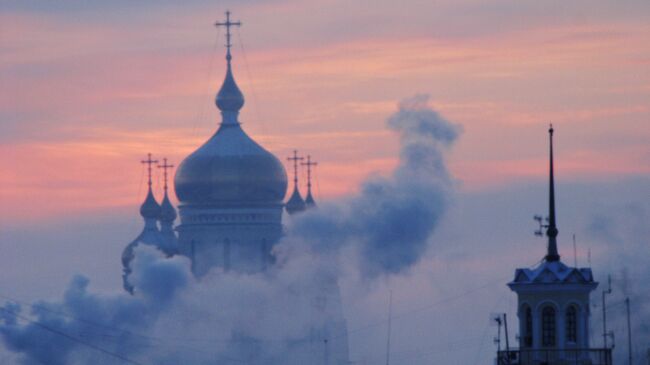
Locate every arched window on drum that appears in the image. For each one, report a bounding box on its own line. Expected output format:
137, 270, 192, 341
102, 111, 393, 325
566, 305, 578, 343
541, 306, 556, 347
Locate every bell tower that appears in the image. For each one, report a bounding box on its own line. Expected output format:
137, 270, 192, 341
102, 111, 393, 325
501, 126, 611, 365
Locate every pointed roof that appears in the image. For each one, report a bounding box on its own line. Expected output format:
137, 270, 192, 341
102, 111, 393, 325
286, 187, 306, 215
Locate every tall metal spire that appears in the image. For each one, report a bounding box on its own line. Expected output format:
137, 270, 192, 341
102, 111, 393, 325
545, 124, 560, 262
301, 155, 318, 207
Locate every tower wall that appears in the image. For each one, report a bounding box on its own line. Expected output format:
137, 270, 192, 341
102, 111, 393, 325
177, 205, 283, 276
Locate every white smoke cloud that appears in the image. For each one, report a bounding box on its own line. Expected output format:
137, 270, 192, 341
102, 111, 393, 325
586, 202, 650, 365
0, 95, 460, 364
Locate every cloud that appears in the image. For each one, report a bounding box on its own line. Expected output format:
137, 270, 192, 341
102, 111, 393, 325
0, 96, 459, 364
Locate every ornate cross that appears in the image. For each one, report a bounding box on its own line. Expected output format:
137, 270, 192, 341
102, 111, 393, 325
158, 158, 174, 192
287, 150, 304, 187
215, 10, 241, 62
301, 155, 318, 191
141, 153, 158, 187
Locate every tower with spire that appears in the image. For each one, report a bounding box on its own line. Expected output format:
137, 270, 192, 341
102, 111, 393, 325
173, 11, 288, 276
122, 153, 166, 294
499, 126, 610, 365
285, 150, 306, 215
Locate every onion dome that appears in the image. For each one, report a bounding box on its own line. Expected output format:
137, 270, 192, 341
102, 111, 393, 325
174, 41, 287, 206
285, 187, 306, 215
160, 190, 177, 223
305, 190, 316, 208
216, 64, 244, 112
140, 188, 161, 219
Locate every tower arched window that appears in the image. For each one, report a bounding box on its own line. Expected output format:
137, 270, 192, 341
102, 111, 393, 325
523, 306, 533, 347
542, 306, 556, 347
566, 305, 578, 343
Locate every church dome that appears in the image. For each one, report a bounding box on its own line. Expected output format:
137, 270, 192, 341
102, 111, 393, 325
140, 189, 161, 219
175, 124, 287, 205
159, 193, 177, 222
174, 56, 287, 206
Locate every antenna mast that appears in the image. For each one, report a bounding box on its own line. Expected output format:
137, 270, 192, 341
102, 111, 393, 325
385, 290, 393, 365
573, 234, 578, 267
603, 274, 612, 349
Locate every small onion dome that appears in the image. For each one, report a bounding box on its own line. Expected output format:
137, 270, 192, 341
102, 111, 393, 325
216, 64, 244, 112
285, 188, 306, 215
159, 193, 177, 223
305, 190, 316, 208
139, 188, 161, 219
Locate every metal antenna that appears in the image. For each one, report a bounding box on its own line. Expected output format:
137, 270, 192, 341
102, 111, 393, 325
385, 290, 393, 365
626, 297, 632, 365
503, 313, 511, 365
573, 234, 578, 267
493, 315, 502, 351
533, 215, 549, 237
603, 274, 612, 349
324, 338, 329, 365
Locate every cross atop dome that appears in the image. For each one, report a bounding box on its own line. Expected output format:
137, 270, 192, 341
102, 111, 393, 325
158, 158, 174, 193
286, 150, 306, 215
141, 153, 158, 188
215, 10, 241, 65
301, 155, 318, 208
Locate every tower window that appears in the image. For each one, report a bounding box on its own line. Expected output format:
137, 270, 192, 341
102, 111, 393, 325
542, 306, 556, 347
524, 306, 533, 347
566, 306, 577, 343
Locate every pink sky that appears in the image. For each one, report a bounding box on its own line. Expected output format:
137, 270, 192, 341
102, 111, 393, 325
1, 1, 649, 222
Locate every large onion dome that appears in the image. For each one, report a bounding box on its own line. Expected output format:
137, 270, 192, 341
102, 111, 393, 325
174, 58, 287, 206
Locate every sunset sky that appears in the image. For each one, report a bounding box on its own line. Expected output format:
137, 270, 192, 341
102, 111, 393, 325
1, 1, 649, 364
2, 0, 648, 222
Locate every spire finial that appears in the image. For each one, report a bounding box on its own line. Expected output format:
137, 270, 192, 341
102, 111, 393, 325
141, 153, 158, 189
215, 10, 241, 66
287, 150, 304, 189
158, 158, 174, 193
546, 124, 560, 262
301, 155, 318, 207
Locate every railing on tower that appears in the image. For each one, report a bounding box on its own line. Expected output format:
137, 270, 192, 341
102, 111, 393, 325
496, 348, 612, 365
